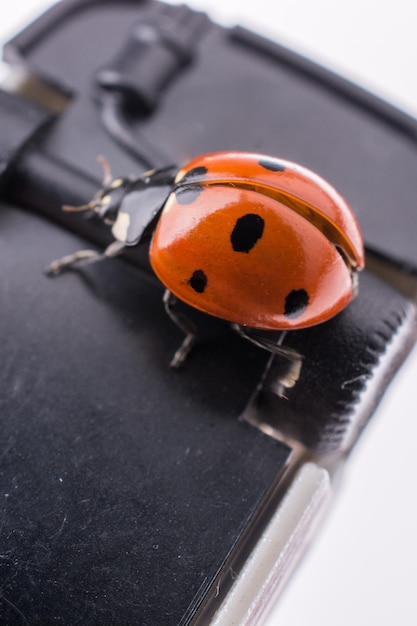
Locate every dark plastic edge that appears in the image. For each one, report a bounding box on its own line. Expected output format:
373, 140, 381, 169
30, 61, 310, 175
230, 26, 417, 145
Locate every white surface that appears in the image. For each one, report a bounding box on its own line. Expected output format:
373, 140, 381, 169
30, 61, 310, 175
1, 2, 416, 625
213, 464, 330, 626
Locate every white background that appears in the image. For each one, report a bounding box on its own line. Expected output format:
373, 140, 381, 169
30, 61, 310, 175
1, 2, 416, 625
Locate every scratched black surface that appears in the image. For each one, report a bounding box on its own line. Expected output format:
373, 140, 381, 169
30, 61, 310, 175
0, 203, 290, 624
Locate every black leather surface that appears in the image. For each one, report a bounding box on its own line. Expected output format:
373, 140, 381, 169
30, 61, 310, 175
5, 0, 417, 269
257, 269, 417, 454
0, 201, 290, 624
0, 90, 53, 192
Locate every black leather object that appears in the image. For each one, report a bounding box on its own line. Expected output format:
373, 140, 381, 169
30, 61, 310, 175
0, 199, 290, 624
0, 1, 416, 623
258, 270, 417, 454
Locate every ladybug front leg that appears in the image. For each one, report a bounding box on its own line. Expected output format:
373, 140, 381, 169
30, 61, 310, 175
163, 290, 197, 368
44, 240, 125, 276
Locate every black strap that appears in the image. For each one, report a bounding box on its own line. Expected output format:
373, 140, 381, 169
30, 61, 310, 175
96, 3, 209, 111
0, 89, 53, 191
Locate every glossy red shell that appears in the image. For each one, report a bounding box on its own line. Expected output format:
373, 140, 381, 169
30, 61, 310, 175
149, 152, 364, 330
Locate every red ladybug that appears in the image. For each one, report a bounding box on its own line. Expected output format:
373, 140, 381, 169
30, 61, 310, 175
46, 152, 364, 367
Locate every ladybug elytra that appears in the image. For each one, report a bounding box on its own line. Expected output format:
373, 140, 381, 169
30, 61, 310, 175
46, 151, 364, 368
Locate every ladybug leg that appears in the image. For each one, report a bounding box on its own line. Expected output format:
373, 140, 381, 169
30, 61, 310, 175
231, 324, 303, 391
163, 290, 197, 369
44, 240, 125, 276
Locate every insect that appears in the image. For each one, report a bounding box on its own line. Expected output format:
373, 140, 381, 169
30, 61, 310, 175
46, 151, 365, 368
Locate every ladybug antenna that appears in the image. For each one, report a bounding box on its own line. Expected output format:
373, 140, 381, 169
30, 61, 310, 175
62, 155, 114, 213
97, 154, 113, 187
62, 200, 99, 213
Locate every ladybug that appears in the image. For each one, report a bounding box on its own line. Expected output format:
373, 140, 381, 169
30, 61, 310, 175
46, 152, 364, 368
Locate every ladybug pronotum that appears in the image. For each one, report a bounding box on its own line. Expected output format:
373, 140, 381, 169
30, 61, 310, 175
46, 151, 364, 368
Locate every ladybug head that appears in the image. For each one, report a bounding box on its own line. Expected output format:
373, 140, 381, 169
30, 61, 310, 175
63, 163, 178, 247
92, 178, 132, 223
62, 176, 132, 223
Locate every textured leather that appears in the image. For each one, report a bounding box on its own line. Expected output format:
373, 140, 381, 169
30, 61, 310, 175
257, 269, 417, 454
0, 200, 290, 624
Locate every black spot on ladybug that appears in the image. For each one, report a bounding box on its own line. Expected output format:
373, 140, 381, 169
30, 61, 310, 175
259, 158, 286, 172
175, 185, 203, 205
189, 269, 207, 293
180, 166, 208, 183
231, 214, 265, 253
284, 289, 309, 318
